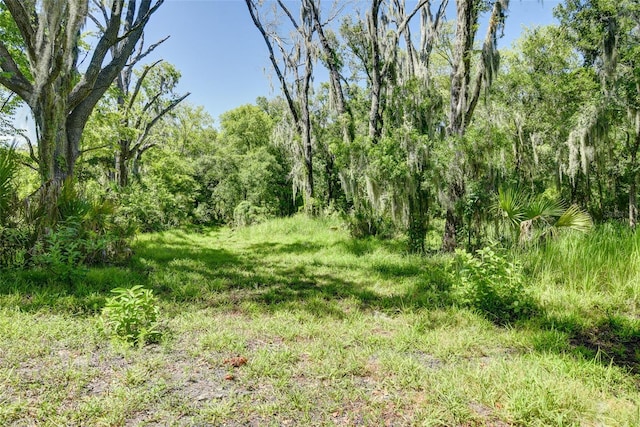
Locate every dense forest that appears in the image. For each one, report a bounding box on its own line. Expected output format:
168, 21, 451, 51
1, 0, 638, 260
1, 0, 640, 425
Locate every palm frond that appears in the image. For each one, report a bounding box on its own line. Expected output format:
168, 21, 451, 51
525, 196, 564, 222
554, 204, 593, 232
495, 186, 526, 228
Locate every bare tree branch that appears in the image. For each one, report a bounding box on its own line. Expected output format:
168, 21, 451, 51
3, 0, 36, 61
131, 92, 190, 153
116, 0, 165, 42
69, 0, 164, 128
22, 131, 39, 165
92, 0, 110, 26
245, 0, 301, 127
127, 59, 163, 114
465, 0, 508, 126
0, 92, 14, 112
127, 35, 169, 67
68, 0, 126, 108
0, 41, 34, 103
88, 13, 106, 32
277, 0, 300, 31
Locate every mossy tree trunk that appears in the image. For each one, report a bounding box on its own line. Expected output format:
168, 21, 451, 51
442, 0, 508, 251
0, 0, 164, 188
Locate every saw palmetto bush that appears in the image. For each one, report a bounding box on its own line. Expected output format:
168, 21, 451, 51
495, 186, 592, 246
29, 179, 136, 276
0, 165, 135, 272
0, 145, 18, 225
0, 145, 30, 267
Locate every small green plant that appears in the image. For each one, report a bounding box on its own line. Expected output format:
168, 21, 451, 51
454, 245, 536, 324
100, 285, 161, 345
31, 225, 88, 282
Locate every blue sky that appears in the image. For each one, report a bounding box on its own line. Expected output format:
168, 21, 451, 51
141, 0, 562, 124
8, 0, 561, 134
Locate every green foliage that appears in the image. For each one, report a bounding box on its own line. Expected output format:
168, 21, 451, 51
219, 104, 274, 153
0, 226, 29, 268
0, 147, 32, 269
0, 145, 18, 224
118, 182, 172, 232
453, 246, 535, 324
495, 186, 592, 245
233, 201, 268, 228
118, 159, 195, 232
344, 204, 395, 239
0, 177, 135, 272
496, 186, 527, 229
31, 226, 89, 282
100, 285, 161, 345
0, 3, 30, 79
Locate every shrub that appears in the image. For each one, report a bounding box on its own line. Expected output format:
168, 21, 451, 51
0, 226, 30, 269
233, 201, 268, 227
118, 182, 178, 232
100, 285, 161, 345
27, 183, 136, 277
344, 206, 395, 239
31, 225, 89, 282
453, 245, 536, 324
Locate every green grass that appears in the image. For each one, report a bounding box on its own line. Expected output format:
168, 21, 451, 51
1, 215, 639, 425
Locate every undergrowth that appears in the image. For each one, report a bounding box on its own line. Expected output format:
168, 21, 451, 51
0, 216, 638, 425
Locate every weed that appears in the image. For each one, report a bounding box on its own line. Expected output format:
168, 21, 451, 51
454, 245, 536, 324
100, 285, 162, 345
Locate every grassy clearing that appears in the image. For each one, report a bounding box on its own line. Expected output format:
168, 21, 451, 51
1, 216, 639, 425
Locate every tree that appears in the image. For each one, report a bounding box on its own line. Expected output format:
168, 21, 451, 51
245, 0, 317, 212
308, 1, 353, 147
556, 0, 640, 227
113, 60, 189, 187
334, 0, 448, 251
83, 60, 189, 187
0, 3, 26, 138
441, 0, 509, 251
0, 0, 164, 184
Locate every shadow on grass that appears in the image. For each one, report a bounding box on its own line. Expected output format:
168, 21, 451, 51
0, 231, 451, 317
337, 238, 407, 257
529, 313, 640, 374
2, 227, 639, 375
246, 241, 324, 255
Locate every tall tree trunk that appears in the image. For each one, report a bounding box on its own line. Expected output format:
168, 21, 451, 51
246, 0, 316, 213
442, 0, 475, 252
0, 0, 164, 186
34, 92, 74, 182
442, 179, 464, 251
629, 114, 640, 228
310, 0, 353, 146
301, 66, 314, 211
442, 0, 507, 251
117, 140, 130, 187
367, 0, 384, 143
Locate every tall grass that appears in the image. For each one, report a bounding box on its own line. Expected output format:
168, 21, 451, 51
527, 223, 640, 293
521, 222, 640, 337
